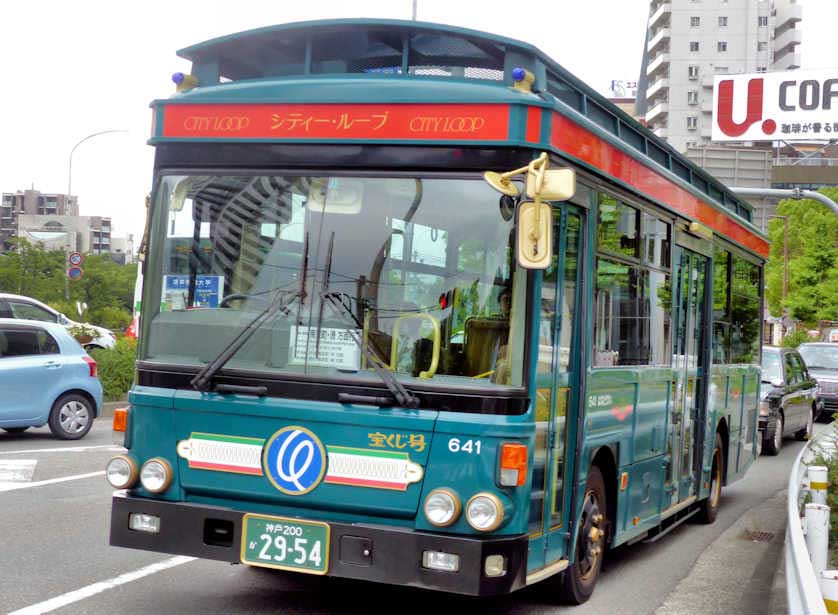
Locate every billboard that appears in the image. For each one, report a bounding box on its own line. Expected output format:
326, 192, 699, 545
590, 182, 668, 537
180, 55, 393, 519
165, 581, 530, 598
712, 69, 838, 142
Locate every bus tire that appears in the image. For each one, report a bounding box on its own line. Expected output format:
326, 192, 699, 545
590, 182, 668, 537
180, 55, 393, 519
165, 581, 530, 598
697, 433, 724, 524
559, 465, 607, 605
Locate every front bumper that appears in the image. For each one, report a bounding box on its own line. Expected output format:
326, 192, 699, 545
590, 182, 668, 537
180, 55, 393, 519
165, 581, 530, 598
110, 492, 528, 596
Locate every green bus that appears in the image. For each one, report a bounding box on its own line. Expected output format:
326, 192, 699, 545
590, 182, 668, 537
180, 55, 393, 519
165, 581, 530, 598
107, 19, 766, 603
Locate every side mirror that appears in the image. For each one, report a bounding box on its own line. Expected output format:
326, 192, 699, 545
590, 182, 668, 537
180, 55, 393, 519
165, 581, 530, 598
517, 201, 552, 269
526, 168, 575, 201
58, 314, 70, 325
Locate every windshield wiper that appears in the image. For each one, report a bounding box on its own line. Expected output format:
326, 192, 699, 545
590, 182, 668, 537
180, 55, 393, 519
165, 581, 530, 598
191, 288, 304, 392
321, 291, 419, 408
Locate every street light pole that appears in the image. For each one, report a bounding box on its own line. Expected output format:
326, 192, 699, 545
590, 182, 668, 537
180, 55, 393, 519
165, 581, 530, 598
65, 129, 127, 300
67, 129, 128, 199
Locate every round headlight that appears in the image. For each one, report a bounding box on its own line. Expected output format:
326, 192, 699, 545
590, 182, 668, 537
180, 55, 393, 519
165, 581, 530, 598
106, 455, 138, 489
140, 458, 173, 493
466, 493, 504, 532
423, 488, 461, 527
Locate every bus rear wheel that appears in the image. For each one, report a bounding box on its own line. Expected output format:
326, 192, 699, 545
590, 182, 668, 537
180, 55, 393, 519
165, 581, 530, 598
559, 465, 607, 604
697, 433, 724, 524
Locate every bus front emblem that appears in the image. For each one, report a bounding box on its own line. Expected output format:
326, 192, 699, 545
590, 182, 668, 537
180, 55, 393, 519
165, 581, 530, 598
263, 426, 327, 495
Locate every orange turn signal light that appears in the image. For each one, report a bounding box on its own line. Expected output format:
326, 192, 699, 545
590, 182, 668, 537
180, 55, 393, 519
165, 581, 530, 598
113, 408, 128, 433
499, 443, 528, 487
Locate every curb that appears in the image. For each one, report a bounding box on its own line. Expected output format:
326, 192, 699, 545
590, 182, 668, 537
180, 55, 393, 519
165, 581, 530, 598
768, 529, 789, 615
99, 401, 127, 419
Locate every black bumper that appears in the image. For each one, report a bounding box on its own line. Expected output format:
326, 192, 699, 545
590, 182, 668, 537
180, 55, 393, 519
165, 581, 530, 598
110, 492, 528, 596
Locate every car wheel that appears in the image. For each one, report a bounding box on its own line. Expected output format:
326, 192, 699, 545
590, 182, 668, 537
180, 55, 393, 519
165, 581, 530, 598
84, 344, 103, 353
795, 407, 814, 441
698, 433, 724, 524
2, 427, 29, 434
48, 393, 94, 440
558, 465, 607, 604
762, 414, 783, 456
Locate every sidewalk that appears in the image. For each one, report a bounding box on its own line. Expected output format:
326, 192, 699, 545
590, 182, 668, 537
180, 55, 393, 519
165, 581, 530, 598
655, 489, 788, 615
99, 400, 127, 419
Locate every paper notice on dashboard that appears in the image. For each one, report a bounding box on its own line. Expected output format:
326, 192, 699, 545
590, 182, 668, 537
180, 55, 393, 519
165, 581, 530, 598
289, 326, 361, 370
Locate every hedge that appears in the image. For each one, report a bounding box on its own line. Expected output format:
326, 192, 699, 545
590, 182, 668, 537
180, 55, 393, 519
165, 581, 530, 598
90, 337, 137, 402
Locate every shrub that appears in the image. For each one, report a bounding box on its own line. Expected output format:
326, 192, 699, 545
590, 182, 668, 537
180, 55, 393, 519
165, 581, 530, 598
90, 337, 137, 401
782, 329, 811, 348
89, 306, 131, 331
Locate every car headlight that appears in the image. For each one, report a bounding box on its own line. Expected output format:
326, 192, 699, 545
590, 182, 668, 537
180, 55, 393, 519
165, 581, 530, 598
424, 488, 461, 527
140, 458, 173, 493
466, 493, 504, 532
106, 455, 138, 489
759, 401, 770, 417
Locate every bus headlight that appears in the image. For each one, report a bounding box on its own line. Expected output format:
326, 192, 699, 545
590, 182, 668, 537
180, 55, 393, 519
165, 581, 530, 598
140, 458, 173, 493
466, 493, 504, 532
106, 455, 138, 489
424, 488, 461, 527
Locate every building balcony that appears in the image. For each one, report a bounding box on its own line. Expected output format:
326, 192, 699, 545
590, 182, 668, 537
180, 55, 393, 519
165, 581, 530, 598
647, 28, 671, 54
646, 53, 670, 78
774, 27, 802, 54
645, 101, 669, 124
701, 74, 715, 89
700, 124, 712, 138
775, 3, 803, 29
701, 99, 713, 113
773, 51, 801, 71
646, 77, 670, 101
648, 2, 671, 28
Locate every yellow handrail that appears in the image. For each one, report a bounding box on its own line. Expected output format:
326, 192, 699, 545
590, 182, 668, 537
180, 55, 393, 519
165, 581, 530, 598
390, 313, 441, 379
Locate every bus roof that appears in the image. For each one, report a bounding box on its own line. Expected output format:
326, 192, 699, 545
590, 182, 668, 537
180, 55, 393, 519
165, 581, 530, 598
159, 19, 764, 253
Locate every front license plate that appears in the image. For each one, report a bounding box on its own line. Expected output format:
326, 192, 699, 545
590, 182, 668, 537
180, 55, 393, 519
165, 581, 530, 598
241, 514, 330, 574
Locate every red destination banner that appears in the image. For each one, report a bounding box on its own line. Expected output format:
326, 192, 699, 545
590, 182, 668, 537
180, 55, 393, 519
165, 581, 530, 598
161, 103, 510, 141
550, 112, 769, 257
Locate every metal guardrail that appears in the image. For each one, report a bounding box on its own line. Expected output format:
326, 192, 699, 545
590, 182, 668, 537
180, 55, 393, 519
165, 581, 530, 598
786, 435, 828, 615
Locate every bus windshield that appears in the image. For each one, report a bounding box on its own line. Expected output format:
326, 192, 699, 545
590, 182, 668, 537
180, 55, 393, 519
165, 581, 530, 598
141, 173, 526, 391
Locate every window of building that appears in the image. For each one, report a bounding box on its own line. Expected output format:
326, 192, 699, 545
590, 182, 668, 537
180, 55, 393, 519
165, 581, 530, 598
687, 90, 699, 105
719, 16, 728, 26
690, 16, 700, 27
688, 65, 700, 80
758, 15, 768, 27
686, 116, 698, 130
690, 41, 700, 52
758, 41, 767, 51
717, 41, 728, 52
594, 193, 671, 368
685, 140, 699, 149
714, 66, 729, 73
756, 66, 767, 73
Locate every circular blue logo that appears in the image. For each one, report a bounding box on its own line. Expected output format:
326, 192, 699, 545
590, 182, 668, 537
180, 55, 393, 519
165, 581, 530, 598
263, 426, 326, 495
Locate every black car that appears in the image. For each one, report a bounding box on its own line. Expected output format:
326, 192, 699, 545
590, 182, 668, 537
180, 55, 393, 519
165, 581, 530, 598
759, 346, 818, 455
798, 342, 838, 422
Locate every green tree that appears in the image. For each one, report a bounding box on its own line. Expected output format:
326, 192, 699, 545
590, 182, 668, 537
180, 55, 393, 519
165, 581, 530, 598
766, 187, 838, 324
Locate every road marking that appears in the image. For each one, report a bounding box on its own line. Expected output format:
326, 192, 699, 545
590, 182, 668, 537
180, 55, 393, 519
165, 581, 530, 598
0, 459, 37, 482
0, 444, 123, 455
8, 556, 196, 615
0, 470, 105, 492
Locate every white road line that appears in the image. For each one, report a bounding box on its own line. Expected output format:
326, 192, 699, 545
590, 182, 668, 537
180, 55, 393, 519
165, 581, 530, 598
0, 444, 123, 455
7, 556, 196, 615
0, 470, 105, 492
0, 459, 37, 482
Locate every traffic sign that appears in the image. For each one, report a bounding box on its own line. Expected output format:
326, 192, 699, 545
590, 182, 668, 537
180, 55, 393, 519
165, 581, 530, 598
68, 252, 83, 266
68, 266, 83, 280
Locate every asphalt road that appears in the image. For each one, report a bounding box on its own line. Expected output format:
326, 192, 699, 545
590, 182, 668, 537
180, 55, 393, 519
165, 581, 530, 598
0, 420, 812, 615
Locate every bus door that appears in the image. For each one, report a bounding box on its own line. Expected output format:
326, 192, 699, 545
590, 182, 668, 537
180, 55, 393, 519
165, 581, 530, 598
665, 245, 708, 509
529, 204, 584, 569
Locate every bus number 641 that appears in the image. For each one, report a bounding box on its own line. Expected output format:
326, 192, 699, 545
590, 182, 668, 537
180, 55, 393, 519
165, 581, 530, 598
448, 438, 482, 454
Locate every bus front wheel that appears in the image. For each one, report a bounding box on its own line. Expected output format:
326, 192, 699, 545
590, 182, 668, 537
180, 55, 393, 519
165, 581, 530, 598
559, 465, 607, 604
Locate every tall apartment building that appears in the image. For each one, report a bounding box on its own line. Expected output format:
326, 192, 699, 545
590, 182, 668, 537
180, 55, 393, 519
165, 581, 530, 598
1, 189, 79, 250
637, 0, 803, 153
0, 189, 111, 254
